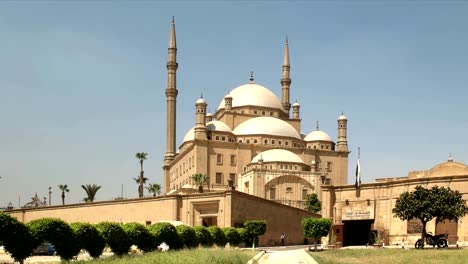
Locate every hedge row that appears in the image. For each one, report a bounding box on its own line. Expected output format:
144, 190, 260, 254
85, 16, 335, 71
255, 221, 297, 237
0, 212, 266, 263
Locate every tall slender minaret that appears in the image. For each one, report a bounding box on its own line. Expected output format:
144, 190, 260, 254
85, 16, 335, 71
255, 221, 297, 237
164, 17, 178, 165
281, 37, 291, 116
337, 112, 348, 152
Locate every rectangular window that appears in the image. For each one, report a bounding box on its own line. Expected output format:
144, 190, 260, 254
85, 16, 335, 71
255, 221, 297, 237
327, 162, 332, 171
230, 155, 236, 165
270, 188, 276, 200
302, 189, 308, 200
216, 173, 223, 184
217, 154, 223, 165
230, 173, 236, 184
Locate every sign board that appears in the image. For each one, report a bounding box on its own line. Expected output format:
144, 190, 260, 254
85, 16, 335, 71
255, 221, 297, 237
341, 200, 375, 221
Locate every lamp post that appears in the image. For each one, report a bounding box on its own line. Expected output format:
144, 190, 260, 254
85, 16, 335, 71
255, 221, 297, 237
48, 187, 51, 206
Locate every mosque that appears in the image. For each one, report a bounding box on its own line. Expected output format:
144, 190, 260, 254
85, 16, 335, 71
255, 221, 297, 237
162, 18, 349, 215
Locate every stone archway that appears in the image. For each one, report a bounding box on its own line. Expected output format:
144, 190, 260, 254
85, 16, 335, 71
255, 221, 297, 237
264, 175, 315, 209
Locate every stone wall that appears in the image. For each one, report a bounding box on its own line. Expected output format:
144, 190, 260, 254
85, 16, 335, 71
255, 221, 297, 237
6, 190, 320, 246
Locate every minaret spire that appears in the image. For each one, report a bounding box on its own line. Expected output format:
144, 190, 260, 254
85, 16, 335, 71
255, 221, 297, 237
164, 16, 179, 165
281, 37, 291, 116
169, 16, 177, 49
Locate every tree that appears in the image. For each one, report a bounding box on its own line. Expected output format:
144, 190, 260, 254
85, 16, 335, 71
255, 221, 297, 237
304, 193, 321, 213
28, 218, 80, 260
146, 183, 162, 197
135, 152, 148, 198
58, 184, 69, 205
392, 185, 468, 248
0, 212, 37, 264
244, 220, 267, 249
191, 173, 208, 193
302, 218, 332, 251
81, 184, 102, 202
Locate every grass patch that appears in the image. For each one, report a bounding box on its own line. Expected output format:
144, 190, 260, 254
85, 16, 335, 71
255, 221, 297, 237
308, 248, 468, 264
74, 248, 257, 264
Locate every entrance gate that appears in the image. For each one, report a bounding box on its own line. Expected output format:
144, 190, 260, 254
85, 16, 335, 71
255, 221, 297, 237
343, 220, 373, 246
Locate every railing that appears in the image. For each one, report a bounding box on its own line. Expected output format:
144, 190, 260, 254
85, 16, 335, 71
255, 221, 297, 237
270, 199, 306, 210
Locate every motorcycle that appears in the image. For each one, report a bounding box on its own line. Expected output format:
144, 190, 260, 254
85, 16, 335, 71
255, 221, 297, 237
414, 232, 448, 248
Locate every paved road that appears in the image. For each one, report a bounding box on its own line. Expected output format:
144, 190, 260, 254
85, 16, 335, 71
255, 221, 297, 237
257, 248, 318, 264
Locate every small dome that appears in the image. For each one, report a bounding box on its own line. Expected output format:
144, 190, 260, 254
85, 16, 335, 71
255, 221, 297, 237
233, 117, 301, 139
206, 120, 232, 132
217, 83, 282, 110
293, 102, 300, 107
304, 130, 333, 142
206, 112, 213, 117
182, 120, 232, 142
224, 93, 232, 99
252, 149, 304, 164
196, 97, 206, 104
338, 114, 347, 120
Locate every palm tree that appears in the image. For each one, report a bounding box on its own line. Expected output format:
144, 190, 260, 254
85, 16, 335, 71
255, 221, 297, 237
58, 184, 69, 205
146, 183, 162, 197
135, 152, 148, 198
133, 176, 149, 184
81, 184, 102, 202
191, 173, 208, 193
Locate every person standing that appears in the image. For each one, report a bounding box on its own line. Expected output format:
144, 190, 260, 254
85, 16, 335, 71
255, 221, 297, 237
280, 233, 286, 246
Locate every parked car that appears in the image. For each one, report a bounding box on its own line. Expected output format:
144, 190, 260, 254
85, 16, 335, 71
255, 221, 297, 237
32, 243, 56, 255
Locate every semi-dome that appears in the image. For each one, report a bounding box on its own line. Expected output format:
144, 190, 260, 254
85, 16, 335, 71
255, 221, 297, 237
182, 120, 233, 142
217, 83, 282, 110
233, 117, 301, 139
304, 130, 333, 142
252, 149, 304, 164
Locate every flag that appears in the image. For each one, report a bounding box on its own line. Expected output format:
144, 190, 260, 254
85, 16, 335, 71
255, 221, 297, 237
355, 159, 361, 188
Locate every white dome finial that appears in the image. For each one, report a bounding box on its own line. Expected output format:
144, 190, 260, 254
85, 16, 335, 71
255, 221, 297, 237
316, 121, 320, 131
448, 153, 454, 162
249, 71, 254, 83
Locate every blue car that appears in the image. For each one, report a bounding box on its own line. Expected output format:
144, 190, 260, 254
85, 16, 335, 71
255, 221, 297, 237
32, 243, 56, 255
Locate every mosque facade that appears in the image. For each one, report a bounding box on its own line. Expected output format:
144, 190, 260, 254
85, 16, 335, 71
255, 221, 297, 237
162, 19, 350, 213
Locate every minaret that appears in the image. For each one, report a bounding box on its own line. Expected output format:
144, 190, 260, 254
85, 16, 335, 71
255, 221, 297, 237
281, 37, 291, 116
336, 112, 348, 152
224, 93, 233, 111
194, 96, 207, 140
292, 101, 300, 119
164, 17, 178, 165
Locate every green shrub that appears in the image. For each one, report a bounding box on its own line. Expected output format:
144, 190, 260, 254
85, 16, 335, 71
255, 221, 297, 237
0, 212, 37, 263
95, 222, 131, 256
236, 228, 248, 244
176, 225, 199, 248
70, 222, 105, 258
244, 220, 266, 247
193, 226, 213, 247
222, 227, 241, 246
27, 218, 80, 260
207, 226, 227, 246
147, 222, 182, 250
122, 222, 154, 252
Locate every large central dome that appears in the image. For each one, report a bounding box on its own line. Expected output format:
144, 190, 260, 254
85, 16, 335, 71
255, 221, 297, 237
233, 117, 301, 139
217, 83, 283, 110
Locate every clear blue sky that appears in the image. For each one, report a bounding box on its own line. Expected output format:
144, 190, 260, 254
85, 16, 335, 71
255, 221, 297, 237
1, 2, 467, 207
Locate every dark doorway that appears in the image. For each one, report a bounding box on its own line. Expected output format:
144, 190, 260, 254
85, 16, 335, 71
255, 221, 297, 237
343, 220, 373, 246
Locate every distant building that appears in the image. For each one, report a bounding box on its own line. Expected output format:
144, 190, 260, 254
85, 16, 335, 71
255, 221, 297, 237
322, 157, 468, 247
